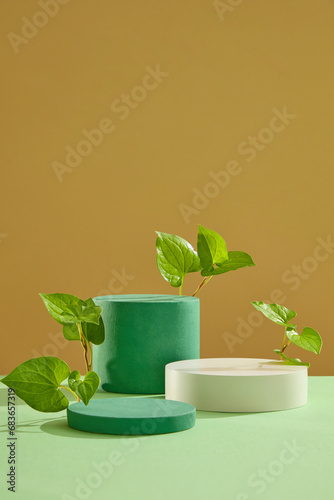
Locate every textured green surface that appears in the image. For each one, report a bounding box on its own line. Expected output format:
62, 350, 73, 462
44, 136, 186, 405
93, 294, 200, 394
0, 378, 333, 500
67, 398, 196, 435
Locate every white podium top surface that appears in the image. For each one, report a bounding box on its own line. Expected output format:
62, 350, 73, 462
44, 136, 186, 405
166, 358, 307, 376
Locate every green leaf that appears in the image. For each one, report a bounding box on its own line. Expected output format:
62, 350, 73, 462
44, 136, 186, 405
85, 298, 96, 307
40, 293, 102, 326
155, 231, 201, 288
286, 327, 322, 355
82, 316, 105, 345
40, 293, 86, 325
78, 304, 102, 325
251, 302, 296, 326
201, 251, 255, 276
63, 323, 81, 341
62, 300, 105, 343
80, 298, 105, 345
68, 370, 100, 406
197, 225, 228, 273
0, 357, 70, 412
273, 349, 310, 367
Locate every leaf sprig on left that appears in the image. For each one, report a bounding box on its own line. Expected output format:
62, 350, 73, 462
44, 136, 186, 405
1, 293, 104, 412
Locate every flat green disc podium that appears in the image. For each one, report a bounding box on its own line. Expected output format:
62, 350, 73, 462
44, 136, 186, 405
67, 398, 196, 435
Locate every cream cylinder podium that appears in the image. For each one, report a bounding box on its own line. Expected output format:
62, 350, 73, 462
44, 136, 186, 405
165, 358, 308, 412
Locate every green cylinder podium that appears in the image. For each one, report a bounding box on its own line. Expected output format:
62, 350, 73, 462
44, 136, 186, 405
93, 294, 200, 394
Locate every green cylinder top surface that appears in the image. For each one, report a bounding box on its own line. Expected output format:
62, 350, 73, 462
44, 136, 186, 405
94, 294, 198, 303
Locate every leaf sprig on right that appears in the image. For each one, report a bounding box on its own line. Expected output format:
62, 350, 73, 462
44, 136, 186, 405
251, 301, 323, 367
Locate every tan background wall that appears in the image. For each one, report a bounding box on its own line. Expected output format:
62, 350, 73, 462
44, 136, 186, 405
1, 0, 333, 375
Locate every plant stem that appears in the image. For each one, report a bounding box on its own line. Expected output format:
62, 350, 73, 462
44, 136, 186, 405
77, 323, 91, 372
77, 322, 85, 342
280, 330, 287, 358
87, 341, 93, 370
179, 282, 183, 295
83, 341, 90, 372
280, 328, 292, 357
281, 341, 291, 354
60, 385, 80, 402
192, 276, 213, 297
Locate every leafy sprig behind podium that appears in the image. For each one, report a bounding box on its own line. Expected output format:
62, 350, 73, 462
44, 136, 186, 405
155, 224, 255, 295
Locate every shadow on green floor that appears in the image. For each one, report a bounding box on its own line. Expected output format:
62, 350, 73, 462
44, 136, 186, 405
0, 385, 163, 407
0, 416, 65, 433
0, 386, 26, 407
40, 417, 174, 440
40, 411, 256, 438
196, 410, 254, 419
40, 394, 167, 439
